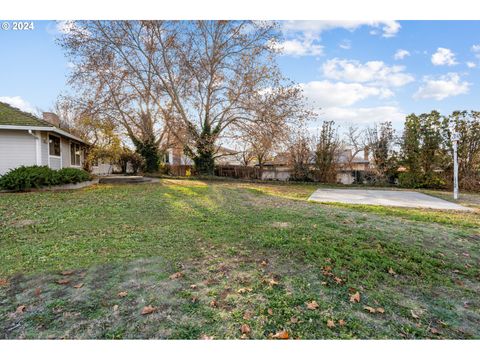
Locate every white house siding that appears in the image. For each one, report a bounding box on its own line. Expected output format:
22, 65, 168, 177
61, 138, 70, 168
40, 132, 49, 166
0, 130, 37, 175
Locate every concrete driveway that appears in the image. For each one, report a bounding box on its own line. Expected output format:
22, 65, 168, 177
308, 189, 473, 211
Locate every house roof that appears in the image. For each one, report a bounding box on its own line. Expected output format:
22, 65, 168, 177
0, 101, 87, 144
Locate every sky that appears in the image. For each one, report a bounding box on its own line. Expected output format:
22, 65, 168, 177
0, 20, 479, 132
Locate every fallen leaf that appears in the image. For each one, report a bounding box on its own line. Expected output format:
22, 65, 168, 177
241, 324, 251, 334
323, 265, 332, 272
56, 278, 70, 285
113, 304, 119, 312
430, 327, 441, 335
169, 272, 183, 280
388, 267, 396, 275
117, 291, 128, 298
272, 330, 289, 339
306, 301, 319, 310
210, 300, 218, 308
350, 292, 361, 303
334, 277, 343, 284
79, 272, 87, 278
261, 260, 268, 267
338, 319, 346, 326
243, 311, 252, 320
327, 319, 335, 328
321, 281, 328, 286
200, 334, 214, 340
0, 278, 9, 287
141, 305, 156, 315
267, 279, 279, 286
237, 287, 253, 294
267, 308, 273, 315
16, 305, 26, 314
240, 334, 249, 339
34, 287, 41, 297
376, 307, 385, 314
290, 316, 298, 324
410, 310, 420, 319
73, 283, 84, 289
61, 270, 74, 276
191, 296, 198, 303
364, 306, 376, 313
190, 284, 197, 289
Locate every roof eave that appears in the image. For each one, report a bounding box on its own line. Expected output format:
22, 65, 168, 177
0, 125, 89, 145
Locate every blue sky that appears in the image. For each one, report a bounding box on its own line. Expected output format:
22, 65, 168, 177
0, 20, 479, 130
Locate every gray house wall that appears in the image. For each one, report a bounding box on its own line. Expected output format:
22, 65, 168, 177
0, 130, 36, 175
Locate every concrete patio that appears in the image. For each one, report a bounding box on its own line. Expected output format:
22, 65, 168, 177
308, 189, 473, 211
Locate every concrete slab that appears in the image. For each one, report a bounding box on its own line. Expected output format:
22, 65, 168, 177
308, 188, 473, 211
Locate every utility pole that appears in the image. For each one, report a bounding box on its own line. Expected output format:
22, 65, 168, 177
452, 132, 460, 200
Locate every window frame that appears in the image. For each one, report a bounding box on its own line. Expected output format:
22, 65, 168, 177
70, 142, 82, 166
48, 134, 61, 157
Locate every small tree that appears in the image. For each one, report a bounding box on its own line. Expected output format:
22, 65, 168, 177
287, 130, 313, 181
314, 121, 341, 183
365, 121, 397, 182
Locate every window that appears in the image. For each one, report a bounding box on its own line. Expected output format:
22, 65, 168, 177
49, 135, 61, 156
70, 143, 82, 166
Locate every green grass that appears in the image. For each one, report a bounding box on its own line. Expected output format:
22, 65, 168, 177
0, 179, 479, 339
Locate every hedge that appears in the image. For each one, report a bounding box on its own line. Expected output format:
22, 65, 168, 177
0, 166, 92, 191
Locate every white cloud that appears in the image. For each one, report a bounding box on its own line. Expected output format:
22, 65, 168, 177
394, 49, 410, 60
274, 39, 323, 57
471, 44, 480, 59
281, 20, 400, 38
320, 106, 406, 126
301, 80, 393, 107
322, 58, 414, 87
339, 39, 351, 50
0, 96, 37, 115
431, 47, 458, 66
413, 73, 470, 101
466, 61, 477, 68
56, 20, 76, 34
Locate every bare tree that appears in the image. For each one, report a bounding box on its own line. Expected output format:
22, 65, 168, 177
365, 121, 396, 181
287, 128, 313, 181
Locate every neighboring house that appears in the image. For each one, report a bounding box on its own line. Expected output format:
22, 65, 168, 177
257, 149, 370, 184
0, 102, 88, 175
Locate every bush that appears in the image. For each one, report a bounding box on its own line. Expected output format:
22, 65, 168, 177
0, 166, 91, 191
57, 168, 91, 184
398, 172, 446, 189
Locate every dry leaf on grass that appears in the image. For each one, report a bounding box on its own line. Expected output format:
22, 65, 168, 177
241, 324, 251, 335
169, 272, 183, 280
210, 300, 218, 308
61, 270, 74, 276
388, 268, 396, 275
16, 305, 26, 314
272, 330, 289, 339
56, 278, 71, 285
0, 278, 9, 287
267, 279, 279, 286
73, 283, 84, 289
430, 327, 441, 335
410, 310, 420, 319
327, 319, 335, 328
190, 284, 197, 289
261, 260, 268, 267
237, 288, 253, 294
349, 291, 360, 303
376, 307, 385, 314
200, 334, 214, 340
306, 301, 319, 310
364, 306, 376, 313
338, 319, 346, 326
141, 305, 156, 315
117, 291, 128, 298
243, 311, 252, 320
334, 277, 343, 284
290, 317, 298, 324
113, 304, 119, 312
34, 287, 41, 297
267, 308, 273, 315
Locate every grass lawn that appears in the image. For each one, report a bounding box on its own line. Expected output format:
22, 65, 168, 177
0, 179, 479, 339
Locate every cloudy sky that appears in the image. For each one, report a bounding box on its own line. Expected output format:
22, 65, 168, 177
1, 20, 479, 130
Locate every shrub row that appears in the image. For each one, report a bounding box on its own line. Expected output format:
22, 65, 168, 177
0, 166, 92, 191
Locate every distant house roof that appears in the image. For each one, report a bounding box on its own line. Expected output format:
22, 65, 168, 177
0, 101, 87, 144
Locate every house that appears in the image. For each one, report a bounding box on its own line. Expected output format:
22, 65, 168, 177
0, 102, 88, 175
